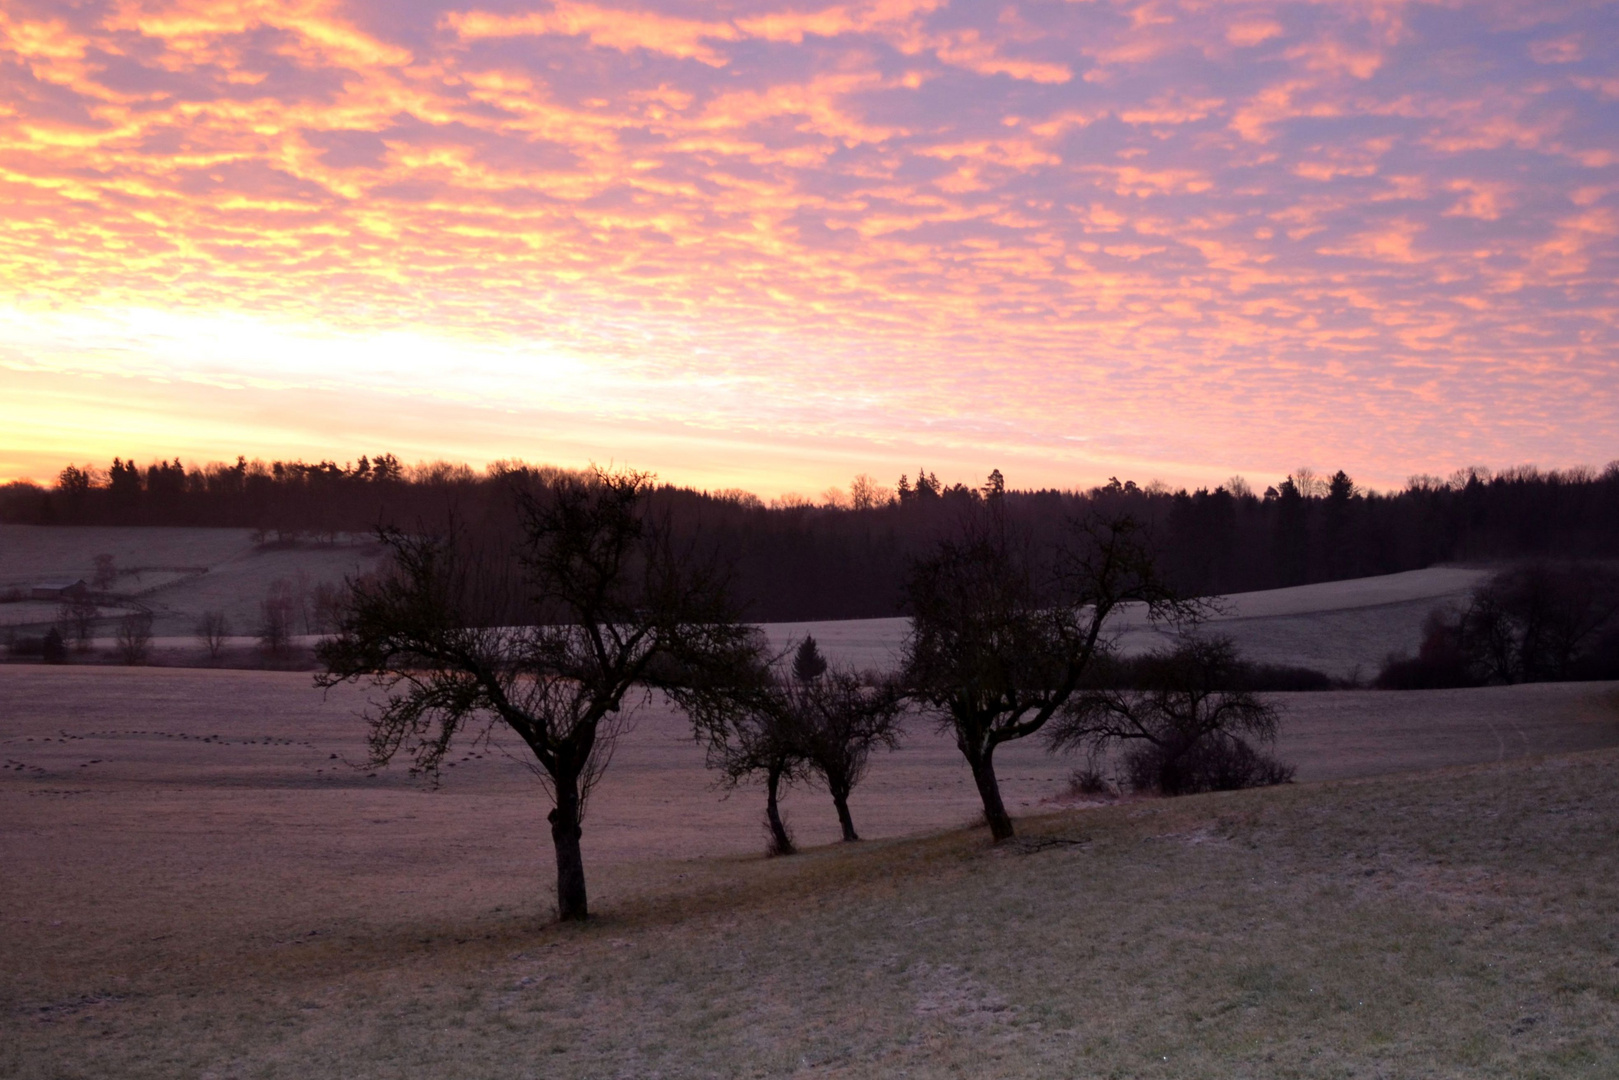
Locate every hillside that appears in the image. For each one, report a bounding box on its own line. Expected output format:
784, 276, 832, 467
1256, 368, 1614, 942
764, 566, 1491, 679
0, 524, 382, 640
3, 662, 1615, 1077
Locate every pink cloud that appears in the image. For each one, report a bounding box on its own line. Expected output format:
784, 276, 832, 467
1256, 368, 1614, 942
0, 0, 1615, 491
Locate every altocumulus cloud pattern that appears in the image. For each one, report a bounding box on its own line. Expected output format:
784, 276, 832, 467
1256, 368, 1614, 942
1, 0, 1615, 486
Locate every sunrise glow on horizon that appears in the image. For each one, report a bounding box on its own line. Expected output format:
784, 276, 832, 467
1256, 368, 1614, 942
2, 0, 1616, 496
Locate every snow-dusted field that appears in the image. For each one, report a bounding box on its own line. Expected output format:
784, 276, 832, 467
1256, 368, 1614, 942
764, 566, 1492, 679
4, 664, 1613, 874
0, 524, 381, 638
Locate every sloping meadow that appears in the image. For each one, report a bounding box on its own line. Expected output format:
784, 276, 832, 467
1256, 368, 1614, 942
5, 738, 1617, 1077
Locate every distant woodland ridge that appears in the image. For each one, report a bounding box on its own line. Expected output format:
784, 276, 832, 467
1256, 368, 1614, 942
4, 456, 1618, 622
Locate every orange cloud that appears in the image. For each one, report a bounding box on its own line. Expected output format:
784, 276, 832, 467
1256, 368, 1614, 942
0, 0, 1615, 493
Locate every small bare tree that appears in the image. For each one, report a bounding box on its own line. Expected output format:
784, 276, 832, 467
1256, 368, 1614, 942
115, 611, 154, 665
92, 554, 117, 591
788, 664, 904, 842
58, 596, 99, 652
1047, 638, 1292, 796
685, 657, 810, 856
685, 638, 904, 848
902, 490, 1195, 840
196, 610, 230, 660
258, 581, 295, 656
317, 467, 757, 921
310, 581, 344, 634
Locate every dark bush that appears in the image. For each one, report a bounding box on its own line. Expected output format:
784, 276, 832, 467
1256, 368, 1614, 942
7, 633, 45, 657
1067, 766, 1113, 796
1086, 648, 1335, 692
1123, 734, 1295, 796
1375, 608, 1480, 689
42, 628, 65, 664
1237, 663, 1336, 692
1049, 637, 1295, 798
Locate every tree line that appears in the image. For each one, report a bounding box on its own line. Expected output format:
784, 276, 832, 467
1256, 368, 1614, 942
5, 456, 1619, 618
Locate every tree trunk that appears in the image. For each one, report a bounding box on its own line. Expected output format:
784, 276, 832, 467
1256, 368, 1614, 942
765, 765, 794, 855
830, 784, 859, 841
548, 776, 588, 921
966, 742, 1014, 841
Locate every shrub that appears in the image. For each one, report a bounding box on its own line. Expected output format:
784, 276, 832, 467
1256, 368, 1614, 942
115, 612, 154, 665
1122, 734, 1294, 796
196, 610, 230, 660
1049, 637, 1295, 798
1067, 766, 1113, 797
1375, 608, 1480, 689
1086, 649, 1335, 692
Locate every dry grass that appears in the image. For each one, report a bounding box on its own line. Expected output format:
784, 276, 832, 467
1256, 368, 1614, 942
5, 752, 1617, 1078
2, 667, 1617, 1076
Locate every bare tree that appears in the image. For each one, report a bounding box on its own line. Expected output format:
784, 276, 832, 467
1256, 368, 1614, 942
1047, 637, 1292, 796
685, 653, 810, 856
258, 582, 295, 656
901, 492, 1194, 840
58, 596, 99, 652
1458, 562, 1619, 683
92, 554, 117, 591
684, 639, 903, 849
115, 611, 154, 665
848, 473, 890, 511
316, 467, 756, 921
788, 664, 904, 841
310, 581, 344, 633
196, 610, 230, 660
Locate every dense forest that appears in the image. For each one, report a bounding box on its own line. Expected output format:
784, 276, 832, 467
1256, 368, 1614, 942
3, 456, 1617, 621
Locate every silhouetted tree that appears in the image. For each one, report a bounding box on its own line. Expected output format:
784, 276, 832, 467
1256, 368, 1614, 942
1048, 637, 1292, 796
58, 595, 99, 651
196, 610, 231, 661
115, 612, 154, 665
793, 635, 829, 682
258, 582, 295, 656
1457, 562, 1619, 683
317, 467, 757, 920
685, 651, 809, 856
41, 627, 66, 664
902, 487, 1195, 839
788, 665, 904, 841
91, 554, 117, 591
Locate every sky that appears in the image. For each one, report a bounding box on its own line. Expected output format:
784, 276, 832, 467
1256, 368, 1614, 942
1, 0, 1616, 497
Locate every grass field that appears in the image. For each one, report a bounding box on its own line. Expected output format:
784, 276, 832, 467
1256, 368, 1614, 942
3, 666, 1617, 1077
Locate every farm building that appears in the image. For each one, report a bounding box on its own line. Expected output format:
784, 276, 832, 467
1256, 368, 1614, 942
30, 580, 88, 600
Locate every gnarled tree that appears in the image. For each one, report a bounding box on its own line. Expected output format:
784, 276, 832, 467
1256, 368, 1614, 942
682, 637, 904, 850
316, 467, 754, 921
902, 490, 1194, 840
688, 660, 810, 856
788, 658, 904, 842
